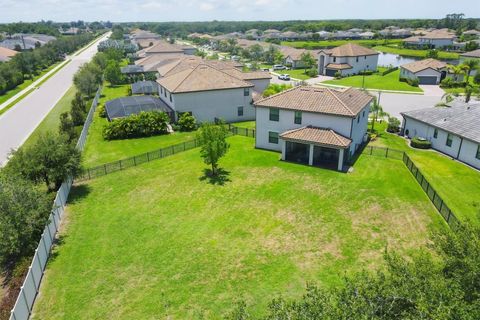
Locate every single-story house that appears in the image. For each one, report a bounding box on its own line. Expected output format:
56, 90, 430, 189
280, 47, 316, 69
104, 96, 174, 121
401, 102, 480, 170
317, 43, 379, 76
460, 48, 480, 65
157, 63, 255, 123
402, 29, 456, 49
254, 86, 373, 171
137, 40, 196, 58
399, 58, 448, 85
131, 81, 159, 95
0, 46, 19, 62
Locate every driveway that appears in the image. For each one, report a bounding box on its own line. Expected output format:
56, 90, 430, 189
419, 85, 445, 97
0, 33, 110, 166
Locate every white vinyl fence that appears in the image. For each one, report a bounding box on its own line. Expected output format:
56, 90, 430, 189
9, 86, 102, 320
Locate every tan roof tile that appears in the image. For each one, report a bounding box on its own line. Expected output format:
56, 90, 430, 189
280, 126, 352, 148
157, 64, 254, 93
319, 43, 379, 57
222, 68, 271, 80
0, 46, 19, 60
325, 63, 352, 70
255, 86, 373, 117
401, 58, 447, 73
461, 49, 480, 58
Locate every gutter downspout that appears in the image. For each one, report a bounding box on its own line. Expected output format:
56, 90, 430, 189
456, 137, 464, 160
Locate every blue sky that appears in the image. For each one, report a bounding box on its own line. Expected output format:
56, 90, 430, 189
1, 0, 479, 22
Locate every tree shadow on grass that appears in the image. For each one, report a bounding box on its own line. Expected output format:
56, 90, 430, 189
67, 184, 91, 204
199, 168, 231, 186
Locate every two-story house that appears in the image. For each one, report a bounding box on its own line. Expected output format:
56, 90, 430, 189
318, 43, 379, 77
254, 86, 373, 171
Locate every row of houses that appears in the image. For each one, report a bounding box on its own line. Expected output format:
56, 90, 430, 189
0, 33, 56, 51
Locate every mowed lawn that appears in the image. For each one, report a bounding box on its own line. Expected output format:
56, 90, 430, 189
82, 84, 198, 166
32, 136, 444, 319
370, 122, 480, 224
322, 69, 423, 92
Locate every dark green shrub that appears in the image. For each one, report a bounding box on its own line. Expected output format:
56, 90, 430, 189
98, 104, 107, 118
103, 111, 169, 140
473, 72, 480, 85
411, 137, 431, 149
387, 117, 401, 133
358, 70, 373, 76
407, 78, 419, 87
306, 68, 318, 77
381, 66, 398, 76
334, 71, 342, 79
177, 113, 197, 131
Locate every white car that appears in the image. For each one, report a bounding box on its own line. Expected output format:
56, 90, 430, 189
273, 64, 287, 70
278, 74, 290, 81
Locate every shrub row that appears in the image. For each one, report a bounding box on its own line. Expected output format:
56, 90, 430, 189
411, 137, 432, 149
381, 66, 398, 76
400, 77, 419, 87
103, 111, 170, 140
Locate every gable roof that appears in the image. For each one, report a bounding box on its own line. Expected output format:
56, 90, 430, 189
401, 103, 480, 144
255, 86, 373, 117
401, 58, 447, 73
319, 43, 379, 57
0, 46, 18, 61
157, 56, 244, 78
460, 49, 480, 58
279, 46, 312, 61
280, 126, 352, 148
157, 64, 254, 94
221, 68, 271, 80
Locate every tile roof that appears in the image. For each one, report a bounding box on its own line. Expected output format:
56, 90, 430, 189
280, 126, 352, 148
319, 43, 379, 57
0, 46, 18, 61
135, 53, 186, 72
157, 56, 244, 77
325, 63, 352, 70
157, 63, 254, 93
460, 49, 480, 58
401, 103, 480, 143
279, 46, 313, 61
222, 68, 271, 80
255, 86, 373, 117
401, 58, 447, 73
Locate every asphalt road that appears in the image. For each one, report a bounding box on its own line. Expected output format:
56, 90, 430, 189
0, 33, 110, 166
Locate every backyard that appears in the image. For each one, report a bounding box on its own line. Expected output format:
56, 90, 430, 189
281, 39, 402, 50
372, 45, 460, 60
32, 136, 444, 319
82, 83, 198, 166
369, 121, 480, 224
322, 69, 423, 92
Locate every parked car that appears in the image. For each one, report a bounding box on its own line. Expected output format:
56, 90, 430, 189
262, 68, 270, 71
273, 65, 287, 70
278, 74, 290, 81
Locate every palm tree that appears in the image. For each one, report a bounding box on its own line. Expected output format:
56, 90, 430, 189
447, 64, 467, 82
462, 59, 479, 83
370, 97, 383, 132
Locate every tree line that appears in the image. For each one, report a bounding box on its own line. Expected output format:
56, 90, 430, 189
0, 32, 96, 95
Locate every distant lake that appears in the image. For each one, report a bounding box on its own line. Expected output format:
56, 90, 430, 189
377, 52, 458, 67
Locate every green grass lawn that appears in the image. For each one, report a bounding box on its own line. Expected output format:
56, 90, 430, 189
322, 69, 423, 92
282, 39, 402, 50
369, 121, 480, 224
284, 69, 314, 80
32, 136, 444, 319
373, 45, 459, 60
22, 86, 78, 149
442, 77, 480, 94
232, 121, 256, 129
82, 84, 198, 166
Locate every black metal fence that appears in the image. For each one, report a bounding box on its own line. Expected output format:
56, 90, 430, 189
77, 139, 200, 181
360, 145, 405, 160
227, 124, 255, 138
402, 153, 460, 229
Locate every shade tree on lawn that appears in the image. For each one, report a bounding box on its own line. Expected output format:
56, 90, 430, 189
197, 122, 230, 176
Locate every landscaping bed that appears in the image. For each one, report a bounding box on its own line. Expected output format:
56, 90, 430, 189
32, 136, 444, 319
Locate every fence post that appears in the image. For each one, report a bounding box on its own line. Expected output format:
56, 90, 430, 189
385, 148, 389, 158
133, 156, 137, 166
147, 152, 150, 162
370, 146, 373, 155
171, 145, 174, 154
21, 288, 30, 313
183, 142, 186, 151
119, 160, 122, 170
439, 200, 443, 213
104, 164, 107, 175
160, 148, 163, 158
446, 210, 451, 223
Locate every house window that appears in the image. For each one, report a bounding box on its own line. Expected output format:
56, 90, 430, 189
269, 108, 279, 121
476, 145, 480, 160
433, 128, 438, 138
356, 57, 359, 62
237, 106, 244, 116
333, 57, 336, 63
294, 111, 302, 124
164, 89, 167, 97
268, 131, 279, 144
364, 56, 367, 59
446, 133, 453, 147
362, 110, 365, 118
244, 88, 249, 96
169, 93, 172, 102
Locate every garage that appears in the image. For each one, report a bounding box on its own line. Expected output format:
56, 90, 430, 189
325, 68, 337, 77
417, 76, 438, 85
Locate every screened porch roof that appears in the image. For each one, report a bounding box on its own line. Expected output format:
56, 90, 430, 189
280, 126, 352, 149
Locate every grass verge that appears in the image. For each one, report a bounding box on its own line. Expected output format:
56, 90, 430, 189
32, 136, 444, 319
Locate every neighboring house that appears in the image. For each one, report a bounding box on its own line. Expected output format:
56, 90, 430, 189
399, 58, 448, 85
280, 47, 316, 69
317, 43, 379, 76
401, 102, 480, 170
131, 81, 159, 95
104, 96, 174, 122
402, 29, 456, 48
135, 53, 186, 72
0, 34, 56, 50
221, 68, 271, 93
460, 48, 480, 62
254, 86, 373, 171
462, 29, 480, 39
0, 46, 19, 62
359, 31, 375, 39
137, 40, 196, 58
156, 63, 255, 123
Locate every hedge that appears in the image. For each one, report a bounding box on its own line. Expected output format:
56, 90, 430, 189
103, 111, 170, 140
411, 137, 432, 149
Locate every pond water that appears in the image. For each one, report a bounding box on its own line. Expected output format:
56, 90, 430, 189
377, 52, 458, 67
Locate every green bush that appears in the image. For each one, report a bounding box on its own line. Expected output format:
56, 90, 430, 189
334, 71, 342, 79
440, 77, 454, 88
177, 113, 197, 131
381, 67, 398, 76
358, 70, 374, 76
306, 68, 318, 77
408, 78, 419, 87
473, 72, 480, 85
387, 117, 401, 133
411, 137, 432, 149
103, 111, 170, 140
98, 104, 107, 118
